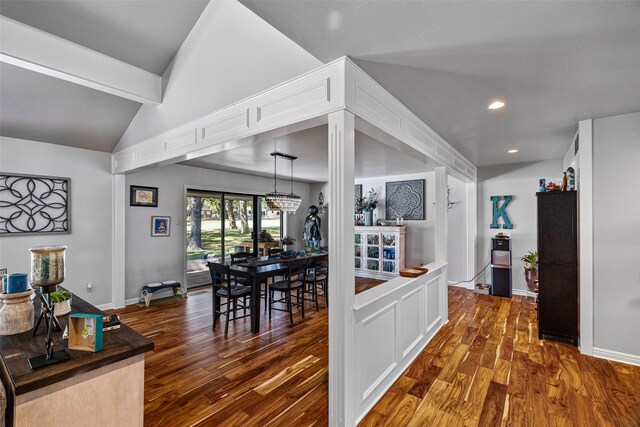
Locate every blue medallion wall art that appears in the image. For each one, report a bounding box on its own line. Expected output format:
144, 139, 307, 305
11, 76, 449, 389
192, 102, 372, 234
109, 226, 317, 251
0, 173, 71, 235
385, 179, 425, 220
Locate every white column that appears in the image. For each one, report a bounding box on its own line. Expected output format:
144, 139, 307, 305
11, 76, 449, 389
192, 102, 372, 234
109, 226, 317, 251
111, 174, 126, 308
328, 110, 356, 426
578, 119, 594, 355
466, 181, 477, 290
435, 167, 449, 321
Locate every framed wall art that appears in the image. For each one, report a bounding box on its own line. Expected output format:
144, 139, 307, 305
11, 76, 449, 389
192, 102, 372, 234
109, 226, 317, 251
385, 179, 425, 220
151, 216, 171, 237
0, 173, 71, 235
130, 185, 158, 207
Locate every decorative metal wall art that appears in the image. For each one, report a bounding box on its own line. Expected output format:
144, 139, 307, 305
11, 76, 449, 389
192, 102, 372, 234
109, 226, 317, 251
385, 179, 425, 220
0, 173, 70, 235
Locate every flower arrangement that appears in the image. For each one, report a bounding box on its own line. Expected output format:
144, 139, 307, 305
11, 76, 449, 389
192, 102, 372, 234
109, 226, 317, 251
281, 236, 296, 246
355, 189, 379, 213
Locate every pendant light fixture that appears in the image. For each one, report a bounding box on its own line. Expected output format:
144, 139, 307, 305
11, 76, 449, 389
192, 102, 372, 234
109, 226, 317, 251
264, 152, 302, 213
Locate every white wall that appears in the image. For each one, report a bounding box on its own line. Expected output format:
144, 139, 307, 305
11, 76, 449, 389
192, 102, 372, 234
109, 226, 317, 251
124, 163, 311, 300
0, 137, 113, 306
447, 175, 468, 283
115, 0, 321, 151
477, 159, 564, 293
356, 173, 436, 267
592, 111, 640, 358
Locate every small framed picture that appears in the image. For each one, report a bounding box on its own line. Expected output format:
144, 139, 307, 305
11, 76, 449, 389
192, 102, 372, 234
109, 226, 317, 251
151, 216, 171, 237
130, 185, 158, 207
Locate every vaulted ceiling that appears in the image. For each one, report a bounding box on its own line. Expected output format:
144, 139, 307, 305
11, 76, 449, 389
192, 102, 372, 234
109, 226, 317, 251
0, 0, 209, 152
240, 1, 640, 167
1, 1, 639, 168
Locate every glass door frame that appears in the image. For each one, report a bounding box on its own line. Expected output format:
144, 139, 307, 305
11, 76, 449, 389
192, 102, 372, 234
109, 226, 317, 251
186, 189, 283, 264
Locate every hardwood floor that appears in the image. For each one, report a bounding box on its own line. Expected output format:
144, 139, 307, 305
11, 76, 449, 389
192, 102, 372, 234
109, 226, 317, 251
360, 287, 640, 426
110, 285, 640, 426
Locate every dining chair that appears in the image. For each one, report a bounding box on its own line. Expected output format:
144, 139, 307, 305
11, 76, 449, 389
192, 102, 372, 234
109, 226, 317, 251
268, 257, 308, 325
208, 262, 252, 335
304, 254, 328, 311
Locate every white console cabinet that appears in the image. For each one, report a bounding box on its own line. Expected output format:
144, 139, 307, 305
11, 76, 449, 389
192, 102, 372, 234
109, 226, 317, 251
355, 226, 406, 279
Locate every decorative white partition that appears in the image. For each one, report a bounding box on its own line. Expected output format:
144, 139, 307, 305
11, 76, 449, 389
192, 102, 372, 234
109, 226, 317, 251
352, 262, 447, 423
111, 57, 477, 426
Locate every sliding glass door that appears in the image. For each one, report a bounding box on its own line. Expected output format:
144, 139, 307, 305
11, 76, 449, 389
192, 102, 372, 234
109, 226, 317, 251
185, 190, 281, 288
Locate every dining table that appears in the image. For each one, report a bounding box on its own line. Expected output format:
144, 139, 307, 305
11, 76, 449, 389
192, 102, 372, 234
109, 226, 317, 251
227, 252, 327, 333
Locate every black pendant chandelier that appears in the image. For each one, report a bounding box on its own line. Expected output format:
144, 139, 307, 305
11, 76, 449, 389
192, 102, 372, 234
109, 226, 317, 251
264, 152, 301, 213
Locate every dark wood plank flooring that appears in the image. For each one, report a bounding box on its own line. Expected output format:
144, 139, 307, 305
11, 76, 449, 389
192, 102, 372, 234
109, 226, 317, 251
110, 284, 640, 426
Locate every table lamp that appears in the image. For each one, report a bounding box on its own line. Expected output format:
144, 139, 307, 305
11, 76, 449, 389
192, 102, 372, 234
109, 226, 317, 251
28, 245, 70, 370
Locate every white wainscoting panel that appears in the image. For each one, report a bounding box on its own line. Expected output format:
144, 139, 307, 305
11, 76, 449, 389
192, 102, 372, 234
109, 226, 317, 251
360, 302, 398, 401
401, 287, 424, 358
353, 262, 447, 423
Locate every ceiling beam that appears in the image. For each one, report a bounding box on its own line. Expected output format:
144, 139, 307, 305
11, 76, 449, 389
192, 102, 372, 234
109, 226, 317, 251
0, 16, 162, 105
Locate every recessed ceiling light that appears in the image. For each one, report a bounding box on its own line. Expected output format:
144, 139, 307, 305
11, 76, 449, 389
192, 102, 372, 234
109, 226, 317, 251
508, 149, 518, 154
488, 100, 505, 110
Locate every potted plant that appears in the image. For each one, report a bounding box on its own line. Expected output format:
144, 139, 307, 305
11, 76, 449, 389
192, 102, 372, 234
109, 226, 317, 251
281, 236, 296, 250
50, 290, 72, 316
521, 251, 538, 292
355, 189, 379, 226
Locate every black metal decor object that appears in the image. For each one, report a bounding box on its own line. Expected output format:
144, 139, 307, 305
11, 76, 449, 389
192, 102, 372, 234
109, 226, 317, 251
28, 286, 70, 370
0, 173, 70, 235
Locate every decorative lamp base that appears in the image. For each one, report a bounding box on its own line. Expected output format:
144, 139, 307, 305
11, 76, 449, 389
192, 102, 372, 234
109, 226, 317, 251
28, 349, 70, 370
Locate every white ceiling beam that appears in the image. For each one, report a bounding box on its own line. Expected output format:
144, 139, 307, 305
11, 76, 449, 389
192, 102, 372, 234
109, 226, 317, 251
0, 16, 161, 105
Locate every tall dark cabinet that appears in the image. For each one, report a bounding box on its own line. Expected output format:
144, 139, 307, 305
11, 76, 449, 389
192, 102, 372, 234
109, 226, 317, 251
537, 191, 578, 346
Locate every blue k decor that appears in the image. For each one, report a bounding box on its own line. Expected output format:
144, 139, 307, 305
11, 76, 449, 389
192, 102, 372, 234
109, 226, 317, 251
490, 195, 513, 229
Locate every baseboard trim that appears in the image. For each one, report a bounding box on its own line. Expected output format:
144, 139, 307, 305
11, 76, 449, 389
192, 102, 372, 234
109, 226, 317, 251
95, 303, 113, 311
448, 281, 474, 290
593, 347, 640, 367
512, 288, 536, 298
125, 297, 140, 306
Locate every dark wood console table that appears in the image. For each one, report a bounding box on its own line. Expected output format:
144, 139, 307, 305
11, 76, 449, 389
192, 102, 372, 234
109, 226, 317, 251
0, 290, 153, 426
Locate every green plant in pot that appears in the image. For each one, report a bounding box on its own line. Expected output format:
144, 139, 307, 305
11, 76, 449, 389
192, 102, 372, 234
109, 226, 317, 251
50, 290, 72, 316
355, 189, 379, 226
521, 251, 538, 293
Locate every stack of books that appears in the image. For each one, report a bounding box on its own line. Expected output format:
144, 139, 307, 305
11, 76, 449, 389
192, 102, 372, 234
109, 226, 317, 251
102, 314, 121, 331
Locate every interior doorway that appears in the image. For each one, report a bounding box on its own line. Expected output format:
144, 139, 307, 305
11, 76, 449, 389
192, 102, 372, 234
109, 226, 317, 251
185, 189, 282, 288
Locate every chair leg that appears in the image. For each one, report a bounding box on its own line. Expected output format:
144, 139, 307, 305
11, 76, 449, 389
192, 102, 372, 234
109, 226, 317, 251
300, 288, 305, 319
287, 292, 293, 325
224, 310, 230, 336
213, 293, 220, 329
268, 289, 272, 320
314, 280, 319, 311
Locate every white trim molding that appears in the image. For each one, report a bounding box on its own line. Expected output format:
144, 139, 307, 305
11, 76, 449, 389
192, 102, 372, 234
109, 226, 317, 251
0, 16, 161, 104
328, 110, 356, 426
111, 174, 126, 309
593, 347, 640, 367
578, 119, 594, 356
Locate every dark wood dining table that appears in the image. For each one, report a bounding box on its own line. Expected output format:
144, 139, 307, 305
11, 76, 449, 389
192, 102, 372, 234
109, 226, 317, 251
228, 253, 327, 333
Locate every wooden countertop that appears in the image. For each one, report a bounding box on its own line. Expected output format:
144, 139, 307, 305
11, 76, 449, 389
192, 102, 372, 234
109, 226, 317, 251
0, 289, 153, 396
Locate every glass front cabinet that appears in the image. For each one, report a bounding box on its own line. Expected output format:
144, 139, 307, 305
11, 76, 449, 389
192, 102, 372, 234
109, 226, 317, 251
355, 226, 406, 278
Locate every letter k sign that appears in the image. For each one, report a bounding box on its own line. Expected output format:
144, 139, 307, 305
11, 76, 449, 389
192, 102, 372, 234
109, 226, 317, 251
490, 195, 513, 229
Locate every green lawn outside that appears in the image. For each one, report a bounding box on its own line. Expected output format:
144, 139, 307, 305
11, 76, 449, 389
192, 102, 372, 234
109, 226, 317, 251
186, 217, 281, 260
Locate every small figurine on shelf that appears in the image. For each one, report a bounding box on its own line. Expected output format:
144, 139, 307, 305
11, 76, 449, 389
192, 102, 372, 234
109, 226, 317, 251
562, 172, 568, 191
539, 179, 546, 192
546, 181, 560, 192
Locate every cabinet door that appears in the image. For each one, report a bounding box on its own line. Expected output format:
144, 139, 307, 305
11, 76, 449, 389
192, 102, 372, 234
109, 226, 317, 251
537, 193, 577, 264
538, 262, 578, 343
